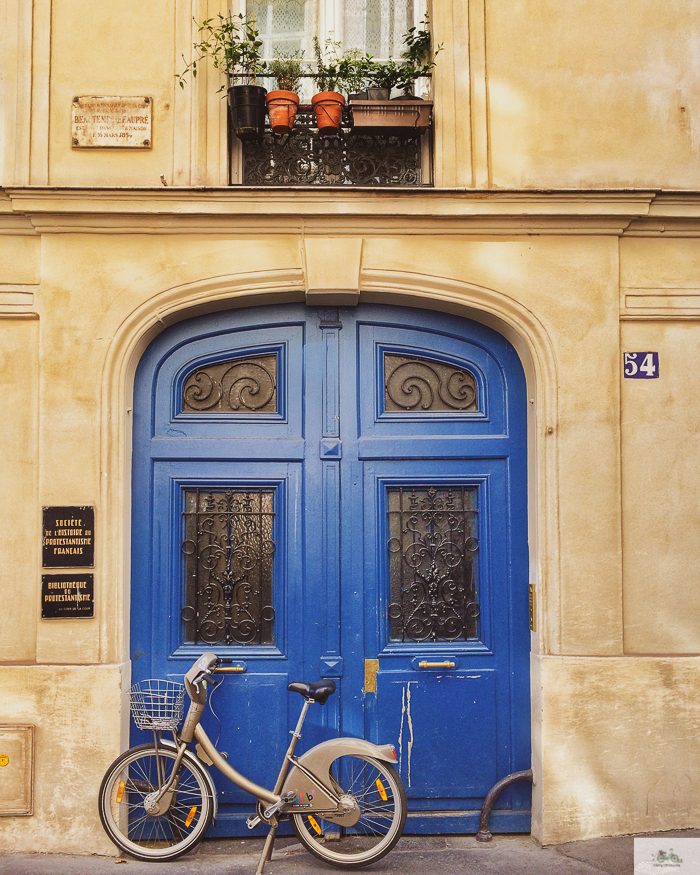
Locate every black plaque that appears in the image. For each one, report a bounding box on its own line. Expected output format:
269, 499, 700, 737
42, 506, 95, 568
41, 574, 94, 619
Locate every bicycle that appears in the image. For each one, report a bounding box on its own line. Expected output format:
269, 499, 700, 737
98, 652, 407, 872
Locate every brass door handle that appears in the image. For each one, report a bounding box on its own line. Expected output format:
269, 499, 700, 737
214, 665, 246, 673
418, 660, 456, 669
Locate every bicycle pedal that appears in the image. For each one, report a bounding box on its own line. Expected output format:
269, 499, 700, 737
246, 815, 262, 830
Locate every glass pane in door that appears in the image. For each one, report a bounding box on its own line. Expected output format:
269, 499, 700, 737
387, 485, 480, 643
181, 487, 276, 646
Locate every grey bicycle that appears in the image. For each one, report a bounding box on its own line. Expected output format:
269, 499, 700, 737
98, 653, 407, 872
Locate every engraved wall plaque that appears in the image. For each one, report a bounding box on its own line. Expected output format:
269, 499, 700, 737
71, 96, 152, 148
0, 725, 34, 816
41, 574, 94, 619
42, 506, 95, 567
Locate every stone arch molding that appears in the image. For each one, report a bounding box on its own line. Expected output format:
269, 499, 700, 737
99, 266, 560, 667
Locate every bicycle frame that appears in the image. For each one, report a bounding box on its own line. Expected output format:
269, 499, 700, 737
172, 653, 400, 875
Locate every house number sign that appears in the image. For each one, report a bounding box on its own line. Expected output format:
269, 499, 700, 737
42, 506, 94, 567
623, 352, 659, 379
71, 96, 152, 148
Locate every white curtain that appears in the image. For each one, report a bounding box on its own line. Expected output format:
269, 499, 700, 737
248, 0, 318, 58
248, 0, 415, 60
342, 0, 415, 59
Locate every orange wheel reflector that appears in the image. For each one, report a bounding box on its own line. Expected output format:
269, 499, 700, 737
185, 806, 197, 827
308, 815, 322, 835
116, 781, 125, 804
376, 778, 388, 801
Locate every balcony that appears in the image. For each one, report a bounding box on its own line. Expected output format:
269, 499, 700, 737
237, 101, 433, 187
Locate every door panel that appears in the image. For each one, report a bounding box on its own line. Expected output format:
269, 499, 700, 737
132, 303, 530, 836
373, 670, 498, 798
342, 309, 530, 832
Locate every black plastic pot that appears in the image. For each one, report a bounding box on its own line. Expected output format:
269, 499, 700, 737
228, 84, 267, 141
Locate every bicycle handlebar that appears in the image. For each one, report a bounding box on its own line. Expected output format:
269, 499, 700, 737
184, 653, 219, 704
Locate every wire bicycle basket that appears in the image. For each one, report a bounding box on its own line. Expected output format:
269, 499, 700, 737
129, 679, 186, 731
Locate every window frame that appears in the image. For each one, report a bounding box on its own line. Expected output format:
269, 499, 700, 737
235, 0, 424, 64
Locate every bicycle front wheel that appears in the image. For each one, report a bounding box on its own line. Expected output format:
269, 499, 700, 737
290, 755, 407, 868
98, 743, 214, 862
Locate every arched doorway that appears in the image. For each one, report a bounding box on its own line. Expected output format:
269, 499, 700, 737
130, 302, 531, 834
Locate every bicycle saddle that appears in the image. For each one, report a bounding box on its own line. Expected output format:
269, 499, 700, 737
287, 680, 337, 704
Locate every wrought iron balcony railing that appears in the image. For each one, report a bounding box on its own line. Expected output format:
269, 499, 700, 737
237, 102, 433, 187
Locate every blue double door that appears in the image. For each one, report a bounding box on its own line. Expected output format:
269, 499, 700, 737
131, 303, 531, 834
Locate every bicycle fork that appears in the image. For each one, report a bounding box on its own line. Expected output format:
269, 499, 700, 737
143, 739, 189, 816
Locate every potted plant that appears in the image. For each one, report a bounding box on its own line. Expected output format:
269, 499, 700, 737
177, 13, 267, 140
364, 58, 405, 100
350, 18, 440, 135
266, 51, 304, 135
343, 49, 371, 100
396, 16, 442, 97
311, 37, 353, 133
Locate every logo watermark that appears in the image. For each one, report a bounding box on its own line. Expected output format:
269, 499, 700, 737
635, 839, 700, 873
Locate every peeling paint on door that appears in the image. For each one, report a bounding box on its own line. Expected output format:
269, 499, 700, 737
397, 682, 417, 787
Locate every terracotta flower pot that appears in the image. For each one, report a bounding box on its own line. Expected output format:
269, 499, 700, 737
311, 92, 346, 133
266, 90, 300, 135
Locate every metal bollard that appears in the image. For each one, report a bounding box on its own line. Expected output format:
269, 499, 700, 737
476, 769, 534, 842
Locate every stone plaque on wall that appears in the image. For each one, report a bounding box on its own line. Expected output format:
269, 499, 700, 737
0, 725, 34, 816
42, 506, 94, 567
71, 96, 152, 148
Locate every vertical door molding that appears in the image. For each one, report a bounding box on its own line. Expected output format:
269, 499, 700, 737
2, 0, 33, 185
30, 0, 51, 185
2, 0, 52, 184
468, 0, 489, 188
173, 0, 229, 186
318, 309, 344, 692
432, 0, 488, 188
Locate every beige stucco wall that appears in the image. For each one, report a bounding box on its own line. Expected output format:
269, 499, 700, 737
2, 0, 700, 855
0, 664, 127, 853
536, 655, 700, 845
620, 237, 700, 654
6, 0, 700, 188
486, 0, 700, 189
1, 195, 700, 846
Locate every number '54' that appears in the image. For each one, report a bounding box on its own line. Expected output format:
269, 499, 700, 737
623, 352, 659, 378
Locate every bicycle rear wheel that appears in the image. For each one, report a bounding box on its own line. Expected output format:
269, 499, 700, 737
98, 743, 214, 862
290, 755, 407, 868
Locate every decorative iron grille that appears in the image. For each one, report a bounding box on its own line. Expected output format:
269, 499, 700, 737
387, 486, 480, 642
182, 355, 277, 413
384, 354, 478, 412
241, 106, 427, 186
181, 488, 276, 646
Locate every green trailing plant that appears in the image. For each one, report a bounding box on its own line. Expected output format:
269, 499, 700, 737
312, 36, 357, 94
342, 49, 372, 95
356, 15, 442, 97
366, 58, 406, 91
268, 50, 304, 92
177, 12, 265, 92
397, 15, 442, 94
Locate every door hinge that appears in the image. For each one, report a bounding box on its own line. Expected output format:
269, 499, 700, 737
364, 659, 379, 694
529, 584, 536, 631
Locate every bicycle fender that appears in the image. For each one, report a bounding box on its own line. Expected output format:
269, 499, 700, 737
280, 737, 398, 813
158, 739, 219, 825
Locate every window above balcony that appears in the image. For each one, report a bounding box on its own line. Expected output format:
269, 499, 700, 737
249, 0, 419, 68
226, 0, 435, 186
